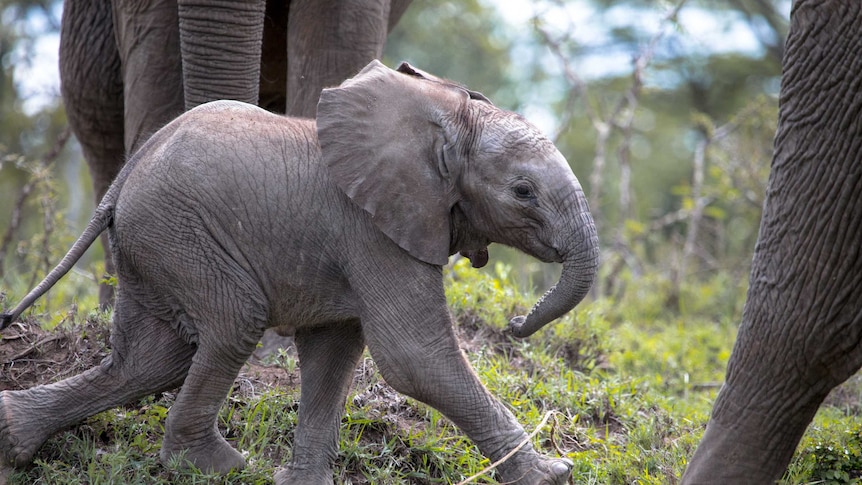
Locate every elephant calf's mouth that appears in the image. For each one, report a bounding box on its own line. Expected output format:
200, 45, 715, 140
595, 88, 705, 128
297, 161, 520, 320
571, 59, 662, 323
459, 248, 489, 268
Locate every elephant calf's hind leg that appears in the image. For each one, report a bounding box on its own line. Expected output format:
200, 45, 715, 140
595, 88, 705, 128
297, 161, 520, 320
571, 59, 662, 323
160, 305, 266, 474
0, 298, 196, 468
275, 321, 364, 485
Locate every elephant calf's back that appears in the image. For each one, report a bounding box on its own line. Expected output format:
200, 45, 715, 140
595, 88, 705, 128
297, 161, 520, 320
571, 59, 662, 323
112, 100, 360, 332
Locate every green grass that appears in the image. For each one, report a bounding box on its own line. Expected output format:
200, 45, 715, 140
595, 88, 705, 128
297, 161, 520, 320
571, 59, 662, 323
2, 258, 861, 483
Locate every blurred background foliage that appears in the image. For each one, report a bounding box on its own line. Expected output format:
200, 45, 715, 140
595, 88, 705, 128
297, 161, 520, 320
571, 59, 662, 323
0, 0, 787, 320
388, 0, 784, 314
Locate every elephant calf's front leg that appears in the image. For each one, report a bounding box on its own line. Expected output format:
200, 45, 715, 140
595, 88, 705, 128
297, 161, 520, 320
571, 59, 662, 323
368, 326, 571, 484
356, 266, 572, 484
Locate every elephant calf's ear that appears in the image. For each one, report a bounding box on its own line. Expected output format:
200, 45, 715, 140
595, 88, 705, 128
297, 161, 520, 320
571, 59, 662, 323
316, 60, 458, 266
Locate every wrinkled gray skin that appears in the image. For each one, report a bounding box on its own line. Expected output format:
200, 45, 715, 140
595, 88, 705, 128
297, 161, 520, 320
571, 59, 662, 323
682, 2, 862, 483
59, 0, 411, 306
0, 62, 599, 485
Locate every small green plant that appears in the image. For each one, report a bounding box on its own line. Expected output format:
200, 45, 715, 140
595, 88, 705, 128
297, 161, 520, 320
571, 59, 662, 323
265, 347, 297, 374
784, 419, 862, 485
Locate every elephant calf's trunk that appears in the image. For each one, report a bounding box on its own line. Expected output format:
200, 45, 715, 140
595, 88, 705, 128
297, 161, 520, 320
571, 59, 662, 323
509, 212, 599, 338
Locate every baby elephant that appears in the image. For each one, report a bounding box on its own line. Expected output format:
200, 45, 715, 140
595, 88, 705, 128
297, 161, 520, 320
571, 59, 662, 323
0, 60, 598, 484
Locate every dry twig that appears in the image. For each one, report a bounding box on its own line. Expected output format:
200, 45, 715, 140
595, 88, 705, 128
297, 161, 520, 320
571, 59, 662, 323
3, 333, 65, 364
455, 410, 557, 485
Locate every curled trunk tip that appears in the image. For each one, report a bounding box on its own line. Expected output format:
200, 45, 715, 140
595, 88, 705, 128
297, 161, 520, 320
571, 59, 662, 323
508, 219, 599, 338
508, 315, 531, 338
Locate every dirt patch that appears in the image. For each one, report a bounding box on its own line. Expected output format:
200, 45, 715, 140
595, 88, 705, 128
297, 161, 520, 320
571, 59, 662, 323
237, 360, 301, 394
1, 309, 528, 393
0, 317, 305, 394
0, 317, 111, 391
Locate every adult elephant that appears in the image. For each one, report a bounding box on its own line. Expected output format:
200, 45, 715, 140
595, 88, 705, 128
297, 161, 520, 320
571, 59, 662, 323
682, 1, 862, 483
59, 0, 411, 305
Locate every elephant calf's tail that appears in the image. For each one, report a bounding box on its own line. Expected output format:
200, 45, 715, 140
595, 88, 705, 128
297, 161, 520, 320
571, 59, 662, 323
1, 204, 114, 330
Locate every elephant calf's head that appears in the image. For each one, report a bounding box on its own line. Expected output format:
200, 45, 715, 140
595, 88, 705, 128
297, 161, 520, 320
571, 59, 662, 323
316, 60, 599, 337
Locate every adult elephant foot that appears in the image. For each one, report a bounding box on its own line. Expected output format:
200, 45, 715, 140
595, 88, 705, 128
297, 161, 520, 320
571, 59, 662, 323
273, 465, 333, 485
160, 429, 245, 474
496, 453, 573, 485
0, 391, 52, 468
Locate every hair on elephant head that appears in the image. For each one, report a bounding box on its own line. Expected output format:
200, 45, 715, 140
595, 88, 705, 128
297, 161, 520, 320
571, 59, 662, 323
317, 60, 599, 338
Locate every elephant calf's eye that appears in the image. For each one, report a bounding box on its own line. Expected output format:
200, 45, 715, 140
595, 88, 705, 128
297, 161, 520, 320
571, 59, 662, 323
513, 184, 535, 200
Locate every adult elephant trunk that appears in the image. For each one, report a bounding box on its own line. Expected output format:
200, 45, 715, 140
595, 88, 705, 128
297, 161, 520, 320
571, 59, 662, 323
177, 0, 266, 109
510, 210, 599, 338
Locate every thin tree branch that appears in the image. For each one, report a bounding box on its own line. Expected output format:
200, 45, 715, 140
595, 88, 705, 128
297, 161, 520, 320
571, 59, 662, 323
677, 97, 770, 283
0, 126, 71, 278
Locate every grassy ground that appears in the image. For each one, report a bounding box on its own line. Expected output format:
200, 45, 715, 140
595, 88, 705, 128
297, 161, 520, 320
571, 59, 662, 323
1, 259, 861, 484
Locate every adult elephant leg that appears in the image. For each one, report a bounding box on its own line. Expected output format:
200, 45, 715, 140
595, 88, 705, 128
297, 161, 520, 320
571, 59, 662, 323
177, 0, 266, 109
682, 2, 862, 483
59, 0, 125, 307
0, 290, 195, 467
274, 321, 364, 485
353, 260, 571, 485
111, 0, 185, 152
285, 0, 390, 118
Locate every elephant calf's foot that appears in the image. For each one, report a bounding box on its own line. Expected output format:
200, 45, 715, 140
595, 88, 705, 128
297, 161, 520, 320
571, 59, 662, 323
273, 463, 334, 485
160, 431, 245, 474
0, 391, 52, 468
496, 452, 573, 485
